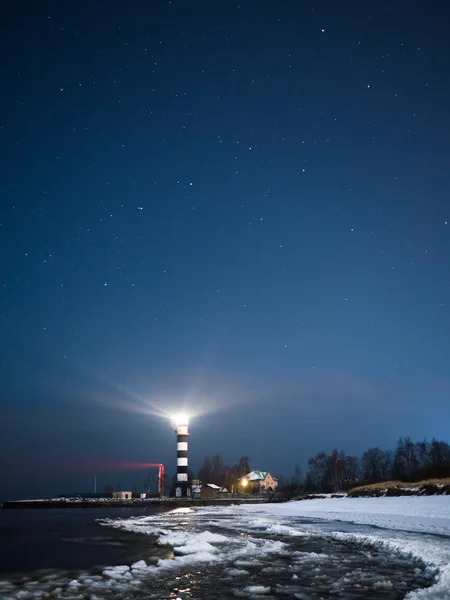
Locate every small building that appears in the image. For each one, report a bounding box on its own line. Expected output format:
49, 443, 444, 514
199, 483, 229, 498
112, 491, 133, 499
241, 471, 278, 493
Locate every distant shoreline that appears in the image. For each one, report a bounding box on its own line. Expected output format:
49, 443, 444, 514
1, 497, 284, 509
3, 478, 449, 509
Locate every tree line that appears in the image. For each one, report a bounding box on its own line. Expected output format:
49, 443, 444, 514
303, 437, 450, 493
192, 437, 450, 494
193, 455, 251, 490
168, 455, 250, 493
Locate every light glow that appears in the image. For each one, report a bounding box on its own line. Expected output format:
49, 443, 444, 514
242, 478, 248, 487
172, 413, 189, 426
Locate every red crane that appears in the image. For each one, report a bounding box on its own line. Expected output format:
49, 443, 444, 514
146, 463, 165, 497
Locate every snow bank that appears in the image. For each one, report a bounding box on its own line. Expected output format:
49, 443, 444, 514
235, 496, 450, 535
230, 496, 450, 599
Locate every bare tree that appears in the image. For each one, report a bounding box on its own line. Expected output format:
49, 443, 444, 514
308, 452, 329, 492
328, 449, 347, 492
198, 456, 212, 484
292, 463, 302, 490
429, 439, 450, 466
361, 447, 391, 483
344, 455, 359, 489
393, 437, 418, 481
415, 439, 430, 474
427, 439, 450, 478
211, 454, 226, 486
238, 456, 250, 478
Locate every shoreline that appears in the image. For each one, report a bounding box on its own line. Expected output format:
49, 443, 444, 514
3, 479, 448, 509
1, 497, 284, 509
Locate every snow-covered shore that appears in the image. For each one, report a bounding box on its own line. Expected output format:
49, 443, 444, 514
240, 495, 450, 536
1, 496, 449, 599
99, 496, 450, 598
231, 496, 450, 599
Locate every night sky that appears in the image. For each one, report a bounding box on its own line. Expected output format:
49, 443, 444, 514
1, 1, 449, 500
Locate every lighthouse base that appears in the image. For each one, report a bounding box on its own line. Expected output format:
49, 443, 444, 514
175, 484, 191, 498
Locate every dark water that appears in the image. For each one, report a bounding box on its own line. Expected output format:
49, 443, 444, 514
0, 507, 170, 574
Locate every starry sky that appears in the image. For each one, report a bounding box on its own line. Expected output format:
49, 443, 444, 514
1, 1, 450, 500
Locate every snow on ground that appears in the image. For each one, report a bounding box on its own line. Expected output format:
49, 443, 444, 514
229, 496, 450, 599
98, 497, 450, 598
1, 498, 449, 599
235, 496, 450, 536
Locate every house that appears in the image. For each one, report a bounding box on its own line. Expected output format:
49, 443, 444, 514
112, 491, 133, 499
198, 483, 229, 498
191, 484, 202, 496
241, 471, 278, 493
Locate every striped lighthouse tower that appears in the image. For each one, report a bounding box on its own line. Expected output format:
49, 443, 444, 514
175, 416, 190, 498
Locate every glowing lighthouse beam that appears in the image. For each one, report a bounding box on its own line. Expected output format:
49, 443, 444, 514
172, 413, 189, 427
173, 413, 191, 498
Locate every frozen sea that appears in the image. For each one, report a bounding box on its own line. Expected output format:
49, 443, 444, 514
0, 496, 449, 599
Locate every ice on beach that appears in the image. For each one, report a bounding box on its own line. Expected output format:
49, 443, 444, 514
244, 585, 272, 594
102, 565, 131, 579
130, 560, 147, 570
237, 495, 450, 536
3, 496, 450, 599
226, 568, 250, 576
98, 496, 449, 598
159, 529, 229, 550
233, 586, 273, 598
156, 548, 220, 569
373, 579, 394, 589
230, 496, 450, 600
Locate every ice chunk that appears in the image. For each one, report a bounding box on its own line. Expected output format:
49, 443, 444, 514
227, 568, 250, 576
244, 586, 272, 594
131, 560, 147, 570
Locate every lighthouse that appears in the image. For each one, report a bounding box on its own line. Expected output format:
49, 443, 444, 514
174, 414, 191, 498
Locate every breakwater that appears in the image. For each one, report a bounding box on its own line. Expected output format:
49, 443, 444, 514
1, 497, 282, 509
